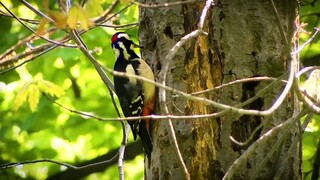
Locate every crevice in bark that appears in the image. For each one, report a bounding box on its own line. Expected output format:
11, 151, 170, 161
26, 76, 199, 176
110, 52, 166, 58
163, 26, 173, 39
231, 79, 264, 151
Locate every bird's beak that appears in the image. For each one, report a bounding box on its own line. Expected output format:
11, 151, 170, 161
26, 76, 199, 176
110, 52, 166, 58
132, 41, 142, 48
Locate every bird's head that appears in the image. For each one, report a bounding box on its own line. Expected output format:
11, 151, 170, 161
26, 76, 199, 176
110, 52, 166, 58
111, 32, 139, 60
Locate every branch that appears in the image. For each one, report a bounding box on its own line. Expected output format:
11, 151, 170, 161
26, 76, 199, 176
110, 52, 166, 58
291, 27, 320, 55
223, 109, 308, 179
69, 30, 115, 92
0, 10, 40, 24
270, 0, 288, 45
229, 124, 263, 146
47, 141, 142, 179
69, 29, 131, 179
191, 76, 286, 95
18, 0, 53, 22
159, 54, 190, 180
130, 0, 199, 8
0, 2, 76, 48
0, 141, 143, 179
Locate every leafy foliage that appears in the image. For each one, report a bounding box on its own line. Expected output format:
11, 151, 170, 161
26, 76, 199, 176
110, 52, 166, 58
0, 0, 143, 179
300, 1, 320, 178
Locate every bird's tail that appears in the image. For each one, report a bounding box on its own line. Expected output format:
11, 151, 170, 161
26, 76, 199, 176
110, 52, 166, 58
139, 119, 153, 159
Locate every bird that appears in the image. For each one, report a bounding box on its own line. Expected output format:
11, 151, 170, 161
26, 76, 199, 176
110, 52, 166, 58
111, 32, 155, 158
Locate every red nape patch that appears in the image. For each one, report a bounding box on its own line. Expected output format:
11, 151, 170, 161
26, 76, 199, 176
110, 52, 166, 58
111, 34, 118, 43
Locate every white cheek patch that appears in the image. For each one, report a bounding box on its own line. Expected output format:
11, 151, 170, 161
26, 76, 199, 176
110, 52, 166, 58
126, 64, 137, 85
113, 47, 120, 59
119, 42, 130, 59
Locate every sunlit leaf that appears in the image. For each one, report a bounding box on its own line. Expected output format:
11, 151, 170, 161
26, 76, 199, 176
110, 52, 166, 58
48, 11, 67, 29
36, 18, 49, 35
37, 80, 65, 98
27, 84, 40, 112
67, 6, 79, 30
12, 82, 30, 111
84, 0, 103, 17
78, 10, 91, 30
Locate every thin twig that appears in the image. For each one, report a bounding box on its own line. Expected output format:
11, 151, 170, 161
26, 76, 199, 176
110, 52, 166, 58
270, 0, 288, 45
301, 112, 314, 132
69, 30, 115, 91
0, 155, 118, 170
198, 0, 212, 29
99, 3, 134, 25
0, 27, 57, 61
45, 72, 283, 122
0, 44, 57, 75
0, 2, 76, 48
97, 22, 138, 29
192, 76, 286, 95
223, 109, 308, 179
18, 0, 54, 22
0, 10, 40, 24
160, 38, 191, 180
92, 0, 120, 23
291, 27, 320, 55
250, 110, 307, 179
130, 0, 198, 8
109, 66, 290, 116
69, 29, 130, 179
294, 67, 320, 113
229, 124, 263, 146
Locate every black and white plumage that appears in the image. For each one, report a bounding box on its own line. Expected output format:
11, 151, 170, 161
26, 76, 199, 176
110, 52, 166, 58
111, 32, 155, 157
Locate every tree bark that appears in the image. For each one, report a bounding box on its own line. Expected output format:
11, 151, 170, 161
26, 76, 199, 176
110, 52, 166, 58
139, 0, 300, 179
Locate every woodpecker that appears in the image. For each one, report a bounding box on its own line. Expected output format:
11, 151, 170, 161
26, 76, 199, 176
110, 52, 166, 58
111, 32, 155, 157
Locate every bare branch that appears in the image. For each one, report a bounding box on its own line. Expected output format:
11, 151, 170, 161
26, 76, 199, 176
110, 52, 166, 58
230, 124, 263, 146
18, 0, 54, 22
92, 0, 120, 23
0, 155, 118, 170
69, 30, 115, 92
198, 0, 213, 29
0, 44, 57, 75
118, 124, 130, 180
0, 2, 76, 48
0, 10, 40, 24
159, 57, 190, 179
131, 0, 199, 8
270, 0, 288, 45
223, 109, 307, 179
97, 22, 138, 29
192, 76, 286, 95
291, 27, 320, 55
69, 29, 131, 179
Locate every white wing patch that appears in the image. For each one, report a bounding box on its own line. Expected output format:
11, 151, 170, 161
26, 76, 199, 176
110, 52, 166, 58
126, 64, 137, 85
136, 59, 155, 102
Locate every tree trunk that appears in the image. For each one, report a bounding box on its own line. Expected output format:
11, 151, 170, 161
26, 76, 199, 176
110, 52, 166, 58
139, 0, 300, 179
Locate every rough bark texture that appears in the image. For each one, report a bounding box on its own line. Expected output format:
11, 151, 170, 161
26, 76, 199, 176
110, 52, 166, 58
139, 0, 300, 179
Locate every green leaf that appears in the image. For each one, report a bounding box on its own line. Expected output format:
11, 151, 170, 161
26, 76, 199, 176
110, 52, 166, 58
67, 6, 78, 30
77, 7, 91, 30
27, 84, 40, 112
12, 82, 30, 111
84, 0, 103, 17
37, 80, 65, 98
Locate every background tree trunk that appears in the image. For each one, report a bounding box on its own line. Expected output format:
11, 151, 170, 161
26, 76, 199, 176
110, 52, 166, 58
139, 0, 300, 179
